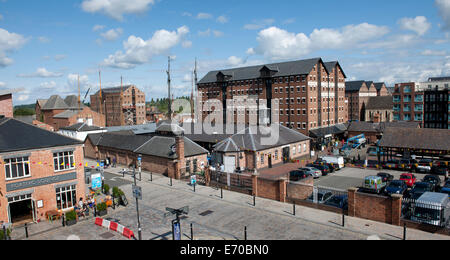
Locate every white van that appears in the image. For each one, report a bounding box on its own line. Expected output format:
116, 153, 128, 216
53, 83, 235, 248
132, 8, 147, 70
320, 156, 345, 169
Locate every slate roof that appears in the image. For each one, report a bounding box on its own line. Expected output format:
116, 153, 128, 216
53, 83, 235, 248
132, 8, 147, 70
198, 58, 325, 84
155, 123, 185, 136
309, 124, 348, 138
323, 61, 347, 79
345, 81, 367, 92
347, 121, 421, 133
213, 125, 310, 152
379, 128, 450, 151
41, 95, 69, 110
374, 82, 386, 91
60, 122, 103, 132
106, 123, 157, 135
53, 110, 79, 119
135, 136, 209, 159
366, 96, 393, 110
64, 95, 85, 109
37, 99, 48, 108
87, 132, 152, 152
0, 118, 82, 153
181, 123, 248, 144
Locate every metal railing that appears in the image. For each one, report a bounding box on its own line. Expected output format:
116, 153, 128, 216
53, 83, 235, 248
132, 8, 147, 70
402, 198, 450, 228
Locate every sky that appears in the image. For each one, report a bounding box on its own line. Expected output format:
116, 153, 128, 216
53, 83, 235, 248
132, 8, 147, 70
1, 0, 450, 105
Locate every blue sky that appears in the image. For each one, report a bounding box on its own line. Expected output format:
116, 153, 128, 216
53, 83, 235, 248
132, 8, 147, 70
1, 0, 450, 104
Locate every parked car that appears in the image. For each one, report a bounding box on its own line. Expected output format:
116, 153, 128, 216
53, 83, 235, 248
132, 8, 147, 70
399, 159, 418, 171
307, 191, 333, 204
383, 159, 400, 169
324, 195, 348, 210
385, 180, 409, 196
432, 166, 449, 177
409, 182, 434, 200
415, 159, 433, 173
400, 173, 417, 188
289, 170, 310, 182
422, 175, 442, 192
300, 167, 322, 179
307, 164, 330, 176
377, 172, 394, 183
361, 176, 386, 195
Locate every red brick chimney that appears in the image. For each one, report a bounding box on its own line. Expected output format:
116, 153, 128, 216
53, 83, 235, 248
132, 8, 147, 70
175, 136, 185, 179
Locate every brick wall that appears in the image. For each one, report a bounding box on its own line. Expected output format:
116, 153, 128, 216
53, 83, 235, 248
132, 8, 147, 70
348, 188, 402, 225
286, 177, 314, 200
0, 94, 13, 118
0, 145, 86, 223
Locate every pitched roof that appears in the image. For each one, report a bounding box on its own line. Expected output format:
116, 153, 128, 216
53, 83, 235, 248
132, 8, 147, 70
134, 136, 208, 159
41, 95, 69, 110
105, 123, 157, 135
64, 95, 85, 109
345, 81, 366, 92
60, 122, 103, 132
309, 124, 348, 138
379, 128, 450, 151
94, 86, 133, 95
0, 118, 82, 153
213, 125, 310, 152
37, 99, 48, 108
347, 121, 421, 133
366, 96, 393, 110
53, 110, 79, 119
373, 82, 386, 91
323, 61, 347, 79
198, 58, 324, 84
87, 132, 152, 152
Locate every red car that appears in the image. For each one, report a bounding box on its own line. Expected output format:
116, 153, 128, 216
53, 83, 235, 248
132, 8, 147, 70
400, 173, 417, 188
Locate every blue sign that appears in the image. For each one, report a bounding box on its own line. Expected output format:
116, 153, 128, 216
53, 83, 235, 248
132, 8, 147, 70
100, 162, 105, 167
138, 157, 142, 162
173, 222, 181, 240
191, 175, 197, 185
91, 173, 102, 189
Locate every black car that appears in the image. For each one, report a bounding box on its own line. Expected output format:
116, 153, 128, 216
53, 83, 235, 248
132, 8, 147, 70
307, 164, 330, 176
422, 175, 442, 192
385, 180, 408, 196
324, 195, 348, 210
377, 172, 394, 183
409, 182, 434, 199
399, 159, 417, 170
431, 166, 449, 177
314, 160, 337, 173
289, 170, 310, 182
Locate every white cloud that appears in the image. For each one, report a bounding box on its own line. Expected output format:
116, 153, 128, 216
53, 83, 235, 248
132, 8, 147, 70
92, 24, 105, 32
398, 16, 431, 36
217, 15, 228, 24
213, 30, 224, 37
102, 26, 189, 69
436, 0, 450, 30
244, 19, 275, 30
196, 13, 213, 20
250, 23, 389, 60
40, 81, 57, 89
100, 28, 123, 41
421, 49, 447, 56
18, 68, 64, 78
198, 29, 211, 37
0, 28, 28, 67
198, 29, 223, 37
67, 74, 90, 91
81, 0, 155, 21
38, 36, 50, 43
182, 40, 192, 48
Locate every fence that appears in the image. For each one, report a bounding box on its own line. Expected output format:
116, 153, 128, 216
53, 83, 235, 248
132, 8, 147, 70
402, 198, 450, 228
209, 171, 253, 194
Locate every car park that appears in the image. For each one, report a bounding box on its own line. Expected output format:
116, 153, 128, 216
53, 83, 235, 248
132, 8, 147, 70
399, 159, 417, 171
307, 191, 333, 204
410, 192, 450, 227
361, 176, 386, 195
383, 159, 400, 169
320, 156, 345, 169
422, 175, 442, 192
289, 170, 311, 182
324, 195, 348, 210
400, 173, 417, 188
409, 182, 434, 200
432, 166, 449, 177
385, 180, 409, 196
377, 172, 394, 183
300, 167, 322, 179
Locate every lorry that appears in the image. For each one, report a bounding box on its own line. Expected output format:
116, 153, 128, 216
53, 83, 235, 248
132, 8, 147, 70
319, 156, 345, 170
410, 192, 450, 227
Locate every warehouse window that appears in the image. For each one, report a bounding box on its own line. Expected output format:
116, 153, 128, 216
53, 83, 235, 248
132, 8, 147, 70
5, 156, 30, 180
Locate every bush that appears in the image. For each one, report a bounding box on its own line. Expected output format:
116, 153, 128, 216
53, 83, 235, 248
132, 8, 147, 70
96, 202, 107, 212
65, 210, 77, 222
0, 228, 11, 240
112, 187, 124, 198
103, 184, 110, 195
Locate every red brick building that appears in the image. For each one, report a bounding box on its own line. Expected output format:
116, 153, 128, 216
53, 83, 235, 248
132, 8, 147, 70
197, 58, 348, 144
90, 85, 146, 127
0, 118, 86, 224
0, 90, 13, 118
345, 81, 379, 121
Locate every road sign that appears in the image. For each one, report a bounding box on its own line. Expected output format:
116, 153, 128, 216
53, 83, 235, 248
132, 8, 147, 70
91, 173, 102, 189
132, 185, 142, 200
190, 175, 197, 185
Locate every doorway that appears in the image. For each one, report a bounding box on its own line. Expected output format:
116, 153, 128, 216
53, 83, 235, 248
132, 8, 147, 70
282, 147, 290, 164
8, 199, 34, 225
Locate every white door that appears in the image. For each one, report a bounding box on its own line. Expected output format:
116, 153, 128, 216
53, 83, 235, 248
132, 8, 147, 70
223, 156, 236, 174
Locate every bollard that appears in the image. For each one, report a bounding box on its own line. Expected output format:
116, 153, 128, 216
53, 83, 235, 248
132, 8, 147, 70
94, 206, 97, 217
3, 225, 6, 240
293, 202, 296, 216
170, 178, 173, 186
221, 187, 223, 199
150, 172, 153, 182
342, 214, 345, 227
193, 184, 196, 193
62, 214, 65, 227
112, 193, 116, 210
253, 195, 256, 207
24, 223, 29, 238
190, 223, 194, 241
244, 226, 247, 241
403, 223, 407, 240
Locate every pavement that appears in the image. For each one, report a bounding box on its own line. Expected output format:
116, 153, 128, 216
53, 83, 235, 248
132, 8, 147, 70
11, 159, 450, 240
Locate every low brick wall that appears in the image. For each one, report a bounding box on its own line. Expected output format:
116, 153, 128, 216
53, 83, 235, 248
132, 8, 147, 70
257, 177, 281, 201
401, 220, 450, 236
348, 188, 402, 225
286, 177, 314, 201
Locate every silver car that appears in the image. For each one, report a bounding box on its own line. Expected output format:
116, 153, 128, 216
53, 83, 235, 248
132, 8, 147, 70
300, 167, 322, 178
